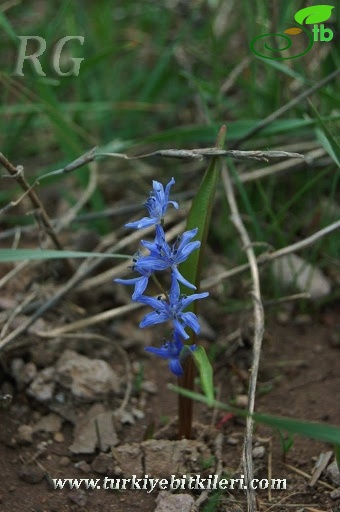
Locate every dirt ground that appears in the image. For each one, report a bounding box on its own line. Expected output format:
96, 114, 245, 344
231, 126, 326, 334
0, 274, 339, 512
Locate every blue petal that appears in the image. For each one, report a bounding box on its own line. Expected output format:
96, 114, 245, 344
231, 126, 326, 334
145, 345, 172, 359
173, 319, 190, 340
172, 268, 196, 289
168, 358, 183, 376
140, 310, 169, 328
180, 291, 209, 309
180, 311, 201, 334
125, 217, 157, 229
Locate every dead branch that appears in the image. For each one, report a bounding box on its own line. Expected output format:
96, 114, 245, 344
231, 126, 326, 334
0, 153, 74, 275
222, 163, 264, 512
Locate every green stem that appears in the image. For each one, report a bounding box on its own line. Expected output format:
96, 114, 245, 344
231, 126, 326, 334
177, 125, 226, 439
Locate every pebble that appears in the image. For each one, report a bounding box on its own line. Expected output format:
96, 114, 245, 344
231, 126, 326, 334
330, 488, 340, 500
59, 456, 71, 467
53, 432, 64, 443
68, 490, 87, 506
132, 408, 145, 420
235, 395, 248, 408
252, 445, 265, 459
33, 413, 63, 434
91, 453, 112, 474
141, 380, 158, 394
18, 466, 44, 484
276, 311, 290, 325
56, 349, 119, 400
11, 359, 37, 389
155, 491, 194, 512
272, 253, 331, 299
16, 425, 33, 445
329, 331, 340, 348
74, 460, 91, 473
117, 410, 135, 425
27, 367, 56, 402
226, 436, 239, 446
326, 460, 340, 486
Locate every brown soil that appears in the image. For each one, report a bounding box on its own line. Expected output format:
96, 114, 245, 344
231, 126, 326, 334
0, 295, 339, 512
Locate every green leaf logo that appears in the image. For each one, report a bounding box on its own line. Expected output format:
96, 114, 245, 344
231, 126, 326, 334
295, 5, 334, 25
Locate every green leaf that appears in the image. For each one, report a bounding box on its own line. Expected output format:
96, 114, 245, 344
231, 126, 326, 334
294, 5, 334, 25
335, 444, 340, 471
0, 249, 127, 263
309, 102, 340, 169
278, 430, 295, 454
0, 11, 18, 43
169, 386, 340, 445
190, 346, 214, 404
179, 125, 226, 293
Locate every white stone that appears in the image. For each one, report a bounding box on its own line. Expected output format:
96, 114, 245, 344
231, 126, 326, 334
327, 460, 340, 487
27, 367, 56, 402
272, 253, 331, 299
56, 350, 119, 400
155, 491, 194, 512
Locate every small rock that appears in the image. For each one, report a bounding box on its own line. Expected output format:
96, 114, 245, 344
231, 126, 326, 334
329, 331, 340, 349
54, 432, 64, 443
226, 436, 239, 446
27, 367, 56, 402
132, 408, 145, 420
276, 310, 290, 324
91, 453, 113, 474
16, 425, 33, 445
59, 456, 71, 467
330, 488, 340, 500
56, 350, 119, 401
33, 413, 63, 434
68, 490, 87, 506
141, 380, 158, 394
252, 445, 265, 459
111, 443, 143, 477
155, 491, 194, 512
69, 404, 118, 454
272, 253, 331, 299
74, 460, 91, 473
18, 466, 44, 484
235, 395, 248, 408
294, 314, 312, 326
326, 460, 340, 486
143, 439, 211, 478
117, 410, 135, 425
11, 359, 37, 390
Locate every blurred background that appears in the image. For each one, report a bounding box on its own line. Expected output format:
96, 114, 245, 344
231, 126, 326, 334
0, 0, 339, 303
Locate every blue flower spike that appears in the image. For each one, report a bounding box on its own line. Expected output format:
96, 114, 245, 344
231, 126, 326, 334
114, 178, 209, 377
137, 274, 208, 340
125, 177, 178, 230
145, 331, 197, 376
139, 225, 200, 289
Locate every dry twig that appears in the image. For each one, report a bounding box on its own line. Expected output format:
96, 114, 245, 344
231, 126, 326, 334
222, 162, 265, 512
0, 153, 74, 275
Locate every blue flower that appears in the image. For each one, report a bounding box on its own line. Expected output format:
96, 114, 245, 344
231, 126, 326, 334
126, 178, 178, 230
137, 274, 209, 340
145, 331, 196, 376
137, 225, 200, 289
114, 249, 155, 300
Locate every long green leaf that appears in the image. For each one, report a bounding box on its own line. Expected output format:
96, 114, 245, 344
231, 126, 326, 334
169, 385, 340, 445
190, 346, 214, 403
0, 249, 127, 262
179, 125, 226, 292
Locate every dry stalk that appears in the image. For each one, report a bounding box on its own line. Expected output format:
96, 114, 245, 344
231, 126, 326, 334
221, 163, 265, 512
0, 153, 74, 275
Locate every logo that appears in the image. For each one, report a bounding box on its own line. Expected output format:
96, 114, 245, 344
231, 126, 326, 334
12, 36, 84, 76
250, 5, 334, 60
